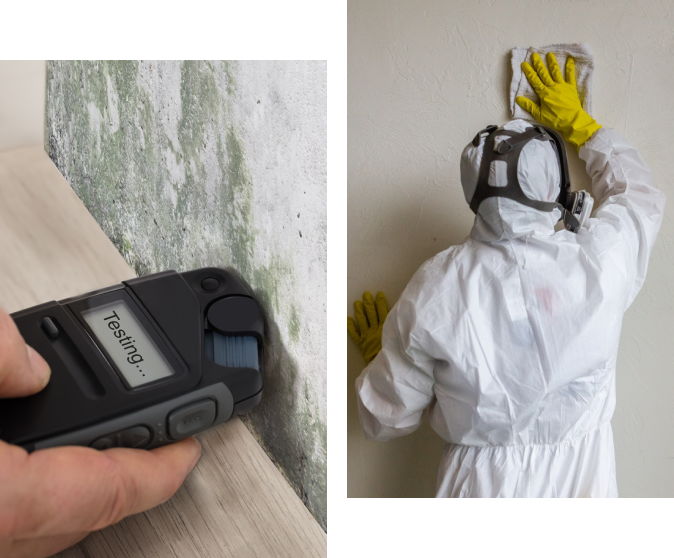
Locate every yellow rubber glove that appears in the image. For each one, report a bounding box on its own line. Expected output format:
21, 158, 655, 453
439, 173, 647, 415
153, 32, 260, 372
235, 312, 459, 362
347, 291, 388, 364
516, 52, 601, 149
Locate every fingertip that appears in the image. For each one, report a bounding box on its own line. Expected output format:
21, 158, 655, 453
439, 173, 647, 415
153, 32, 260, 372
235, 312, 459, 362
191, 436, 202, 452
515, 96, 531, 109
0, 311, 51, 397
185, 437, 201, 474
181, 434, 201, 452
375, 292, 389, 322
27, 345, 51, 389
347, 317, 361, 343
179, 435, 201, 461
521, 62, 536, 78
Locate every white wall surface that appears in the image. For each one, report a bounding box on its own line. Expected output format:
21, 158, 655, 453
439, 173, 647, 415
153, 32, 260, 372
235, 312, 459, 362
0, 61, 45, 152
348, 0, 674, 497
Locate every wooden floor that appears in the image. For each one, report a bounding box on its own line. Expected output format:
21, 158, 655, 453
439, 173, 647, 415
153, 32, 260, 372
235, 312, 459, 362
0, 146, 327, 558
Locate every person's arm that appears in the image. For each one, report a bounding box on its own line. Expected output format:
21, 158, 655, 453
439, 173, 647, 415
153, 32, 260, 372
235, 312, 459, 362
352, 286, 436, 442
0, 306, 200, 558
515, 51, 666, 306
580, 129, 666, 307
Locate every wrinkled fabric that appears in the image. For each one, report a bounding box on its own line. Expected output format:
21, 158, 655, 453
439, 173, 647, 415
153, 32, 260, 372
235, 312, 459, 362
510, 44, 594, 123
355, 123, 666, 498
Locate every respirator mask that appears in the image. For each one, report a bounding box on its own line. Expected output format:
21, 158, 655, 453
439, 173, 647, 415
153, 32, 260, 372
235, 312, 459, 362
469, 124, 593, 233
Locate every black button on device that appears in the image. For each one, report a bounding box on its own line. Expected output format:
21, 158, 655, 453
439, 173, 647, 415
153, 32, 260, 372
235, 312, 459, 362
91, 436, 116, 450
167, 399, 216, 440
201, 277, 220, 291
41, 317, 59, 339
207, 296, 263, 335
119, 426, 151, 448
90, 426, 151, 450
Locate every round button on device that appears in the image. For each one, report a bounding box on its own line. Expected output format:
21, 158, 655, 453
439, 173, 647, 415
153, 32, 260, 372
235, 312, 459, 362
201, 277, 220, 291
91, 436, 116, 450
119, 426, 151, 449
207, 296, 262, 334
167, 399, 216, 440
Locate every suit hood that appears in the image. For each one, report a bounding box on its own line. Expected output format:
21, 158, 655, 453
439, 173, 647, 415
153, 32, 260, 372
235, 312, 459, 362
460, 119, 562, 242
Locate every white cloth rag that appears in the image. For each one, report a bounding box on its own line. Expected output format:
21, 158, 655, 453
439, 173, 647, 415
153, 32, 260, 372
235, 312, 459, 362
510, 43, 595, 121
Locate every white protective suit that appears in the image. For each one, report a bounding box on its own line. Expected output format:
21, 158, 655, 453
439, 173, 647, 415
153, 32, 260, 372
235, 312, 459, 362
355, 119, 666, 497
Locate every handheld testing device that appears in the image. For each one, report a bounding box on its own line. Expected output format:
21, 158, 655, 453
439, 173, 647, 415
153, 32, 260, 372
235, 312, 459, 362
0, 268, 264, 452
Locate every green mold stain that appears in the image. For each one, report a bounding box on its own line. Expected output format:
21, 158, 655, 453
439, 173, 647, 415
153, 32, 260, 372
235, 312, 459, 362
288, 305, 301, 344
176, 64, 325, 528
223, 61, 235, 96
45, 60, 327, 531
241, 316, 327, 528
121, 234, 134, 267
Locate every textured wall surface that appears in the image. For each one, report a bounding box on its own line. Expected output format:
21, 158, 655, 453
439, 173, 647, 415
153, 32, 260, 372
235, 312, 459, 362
348, 0, 674, 497
0, 61, 46, 152
46, 60, 327, 527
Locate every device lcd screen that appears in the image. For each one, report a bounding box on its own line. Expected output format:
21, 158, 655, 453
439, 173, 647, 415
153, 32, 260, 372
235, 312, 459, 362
81, 300, 175, 388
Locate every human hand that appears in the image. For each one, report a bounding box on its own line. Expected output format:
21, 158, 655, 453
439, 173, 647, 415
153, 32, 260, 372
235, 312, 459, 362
0, 306, 201, 558
347, 291, 388, 364
516, 52, 601, 149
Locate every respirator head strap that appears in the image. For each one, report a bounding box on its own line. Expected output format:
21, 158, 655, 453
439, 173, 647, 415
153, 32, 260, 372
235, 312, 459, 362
471, 125, 499, 147
470, 126, 561, 215
468, 123, 590, 233
495, 125, 550, 154
539, 127, 590, 231
540, 126, 571, 207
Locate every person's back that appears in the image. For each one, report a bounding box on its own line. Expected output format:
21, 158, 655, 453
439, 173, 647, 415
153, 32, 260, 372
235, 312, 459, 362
350, 54, 665, 497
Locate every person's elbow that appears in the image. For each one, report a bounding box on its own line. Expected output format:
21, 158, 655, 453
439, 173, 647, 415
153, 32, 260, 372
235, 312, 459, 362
357, 401, 424, 442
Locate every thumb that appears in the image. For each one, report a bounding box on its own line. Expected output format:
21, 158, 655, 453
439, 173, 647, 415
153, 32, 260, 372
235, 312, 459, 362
0, 307, 51, 398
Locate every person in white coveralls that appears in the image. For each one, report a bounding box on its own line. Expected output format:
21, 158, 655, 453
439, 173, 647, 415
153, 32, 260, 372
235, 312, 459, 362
348, 52, 666, 497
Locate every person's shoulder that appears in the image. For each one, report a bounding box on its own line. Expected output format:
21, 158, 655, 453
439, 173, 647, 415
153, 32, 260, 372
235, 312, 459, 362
417, 238, 475, 275
401, 240, 472, 302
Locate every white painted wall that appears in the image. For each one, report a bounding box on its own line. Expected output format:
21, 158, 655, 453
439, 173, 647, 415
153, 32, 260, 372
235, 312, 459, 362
348, 0, 674, 497
0, 61, 45, 153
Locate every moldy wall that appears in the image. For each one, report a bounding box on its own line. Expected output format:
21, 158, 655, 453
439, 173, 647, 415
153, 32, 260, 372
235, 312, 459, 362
46, 60, 327, 527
